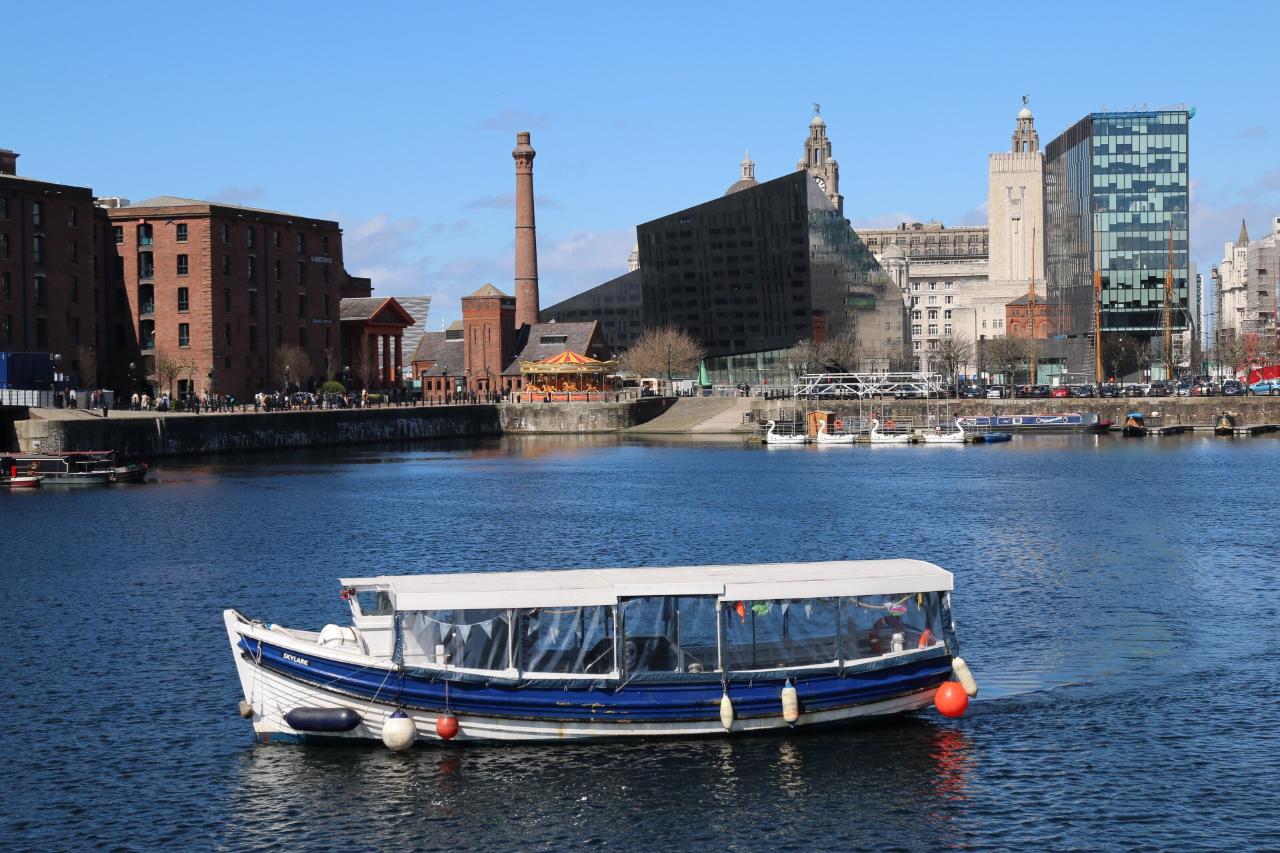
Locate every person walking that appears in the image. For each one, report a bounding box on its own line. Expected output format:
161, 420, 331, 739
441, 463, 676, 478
100, 390, 109, 418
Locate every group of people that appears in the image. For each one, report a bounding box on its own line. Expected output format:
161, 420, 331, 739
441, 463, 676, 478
66, 388, 111, 417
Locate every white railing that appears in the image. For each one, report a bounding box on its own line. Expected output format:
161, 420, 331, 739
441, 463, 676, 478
792, 372, 945, 399
0, 389, 54, 407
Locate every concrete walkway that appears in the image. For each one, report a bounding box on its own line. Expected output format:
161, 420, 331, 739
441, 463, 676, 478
627, 396, 754, 434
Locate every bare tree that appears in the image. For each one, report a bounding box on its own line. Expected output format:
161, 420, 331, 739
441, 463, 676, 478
986, 335, 1027, 393
1101, 333, 1140, 383
1134, 340, 1153, 380
154, 353, 184, 397
620, 326, 704, 379
273, 343, 315, 390
786, 327, 860, 373
322, 347, 339, 382
932, 334, 974, 395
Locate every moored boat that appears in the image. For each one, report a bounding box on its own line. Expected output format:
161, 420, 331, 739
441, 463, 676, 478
1121, 412, 1147, 437
815, 421, 854, 444
762, 419, 807, 445
922, 417, 965, 444
1214, 413, 1237, 436
224, 559, 974, 746
11, 450, 147, 484
867, 418, 911, 444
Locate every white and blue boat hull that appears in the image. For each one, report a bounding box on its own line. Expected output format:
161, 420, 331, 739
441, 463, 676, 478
225, 610, 954, 744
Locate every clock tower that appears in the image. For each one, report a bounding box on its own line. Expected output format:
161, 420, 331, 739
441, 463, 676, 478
797, 103, 842, 214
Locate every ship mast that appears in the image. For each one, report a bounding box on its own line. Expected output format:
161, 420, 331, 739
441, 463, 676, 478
1094, 215, 1104, 385
1164, 215, 1175, 381
1028, 227, 1038, 384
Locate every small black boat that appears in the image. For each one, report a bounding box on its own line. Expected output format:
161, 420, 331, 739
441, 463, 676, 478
1214, 413, 1237, 436
1121, 412, 1147, 438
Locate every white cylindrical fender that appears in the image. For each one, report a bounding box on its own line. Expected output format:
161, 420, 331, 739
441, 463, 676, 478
952, 656, 979, 698
719, 692, 735, 730
781, 682, 799, 725
382, 710, 418, 751
238, 699, 254, 719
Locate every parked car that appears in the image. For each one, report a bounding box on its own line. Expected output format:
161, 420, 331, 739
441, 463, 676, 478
1250, 379, 1280, 396
960, 383, 984, 398
1050, 385, 1070, 398
894, 387, 930, 399
1193, 380, 1217, 397
1175, 381, 1192, 397
986, 386, 1006, 398
1221, 379, 1245, 396
1147, 381, 1171, 397
1100, 383, 1122, 398
1122, 384, 1145, 397
1070, 383, 1097, 397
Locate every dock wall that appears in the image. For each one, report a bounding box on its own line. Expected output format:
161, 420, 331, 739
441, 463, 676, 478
11, 397, 675, 458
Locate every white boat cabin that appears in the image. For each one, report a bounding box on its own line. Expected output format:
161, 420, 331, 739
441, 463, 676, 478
339, 560, 954, 679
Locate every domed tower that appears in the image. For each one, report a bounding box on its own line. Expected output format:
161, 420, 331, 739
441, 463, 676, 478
797, 104, 843, 214
725, 150, 760, 195
1012, 97, 1040, 153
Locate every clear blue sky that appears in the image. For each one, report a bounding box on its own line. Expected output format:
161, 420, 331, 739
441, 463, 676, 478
8, 2, 1279, 325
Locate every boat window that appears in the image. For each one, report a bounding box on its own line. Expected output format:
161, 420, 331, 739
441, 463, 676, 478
620, 596, 718, 673
354, 590, 393, 616
843, 593, 945, 658
721, 598, 839, 670
401, 610, 511, 671
519, 606, 615, 675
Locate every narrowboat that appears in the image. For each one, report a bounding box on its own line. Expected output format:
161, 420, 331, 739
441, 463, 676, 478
224, 560, 978, 747
1214, 413, 1237, 436
12, 451, 147, 484
957, 412, 1105, 432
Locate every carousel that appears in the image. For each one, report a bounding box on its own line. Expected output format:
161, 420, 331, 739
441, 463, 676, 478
519, 350, 618, 401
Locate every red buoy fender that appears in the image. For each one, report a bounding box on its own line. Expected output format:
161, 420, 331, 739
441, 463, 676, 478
436, 714, 459, 740
934, 681, 968, 718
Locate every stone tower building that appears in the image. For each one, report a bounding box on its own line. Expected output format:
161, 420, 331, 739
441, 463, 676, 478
797, 105, 842, 214
512, 131, 540, 328
988, 99, 1045, 286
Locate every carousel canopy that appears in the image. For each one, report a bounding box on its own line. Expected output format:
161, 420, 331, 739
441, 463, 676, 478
520, 349, 616, 374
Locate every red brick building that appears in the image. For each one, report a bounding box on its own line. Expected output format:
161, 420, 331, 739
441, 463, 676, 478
0, 149, 110, 386
105, 196, 371, 397
412, 283, 609, 399
1005, 293, 1065, 339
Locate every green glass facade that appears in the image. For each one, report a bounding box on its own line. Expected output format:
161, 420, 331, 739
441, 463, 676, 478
1044, 110, 1190, 375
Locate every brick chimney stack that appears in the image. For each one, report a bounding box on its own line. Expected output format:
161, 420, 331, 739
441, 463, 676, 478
512, 131, 540, 328
0, 149, 18, 175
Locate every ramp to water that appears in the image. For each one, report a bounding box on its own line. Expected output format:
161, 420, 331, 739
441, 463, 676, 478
628, 397, 753, 434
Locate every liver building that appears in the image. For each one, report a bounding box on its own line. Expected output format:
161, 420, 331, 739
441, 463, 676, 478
798, 104, 843, 214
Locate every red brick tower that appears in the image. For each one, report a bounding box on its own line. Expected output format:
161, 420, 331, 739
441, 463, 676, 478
513, 131, 540, 328
461, 283, 516, 392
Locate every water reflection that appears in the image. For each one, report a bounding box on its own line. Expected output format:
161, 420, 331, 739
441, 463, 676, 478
223, 720, 976, 851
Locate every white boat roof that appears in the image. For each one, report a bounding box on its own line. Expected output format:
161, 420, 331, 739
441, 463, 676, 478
340, 559, 953, 611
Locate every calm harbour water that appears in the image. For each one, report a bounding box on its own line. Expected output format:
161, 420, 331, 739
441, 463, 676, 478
2, 432, 1279, 851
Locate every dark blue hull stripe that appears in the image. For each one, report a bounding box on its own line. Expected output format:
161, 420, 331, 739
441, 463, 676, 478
241, 639, 951, 723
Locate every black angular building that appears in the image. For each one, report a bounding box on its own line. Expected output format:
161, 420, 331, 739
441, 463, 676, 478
546, 170, 907, 385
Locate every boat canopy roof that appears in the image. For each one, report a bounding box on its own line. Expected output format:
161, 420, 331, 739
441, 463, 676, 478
340, 560, 953, 611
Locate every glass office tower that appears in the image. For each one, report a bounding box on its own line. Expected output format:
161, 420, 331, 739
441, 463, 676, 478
1044, 110, 1190, 377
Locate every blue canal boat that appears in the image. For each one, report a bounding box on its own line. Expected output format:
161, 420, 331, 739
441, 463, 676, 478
224, 560, 976, 747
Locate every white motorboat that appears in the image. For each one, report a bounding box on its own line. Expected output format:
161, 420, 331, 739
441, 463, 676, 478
815, 421, 854, 444
223, 559, 976, 746
922, 418, 966, 445
867, 418, 911, 444
763, 419, 807, 445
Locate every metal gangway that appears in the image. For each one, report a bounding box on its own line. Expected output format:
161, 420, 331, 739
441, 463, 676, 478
792, 372, 945, 399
